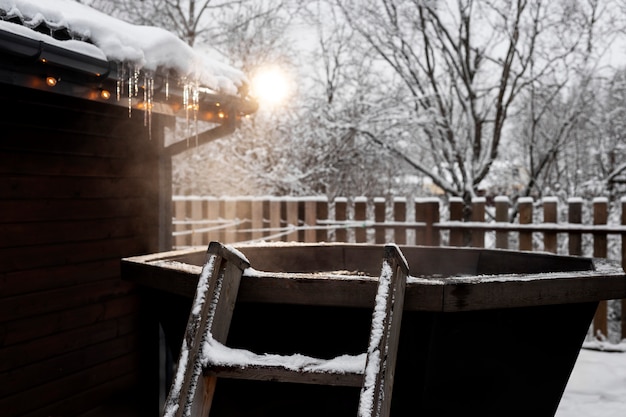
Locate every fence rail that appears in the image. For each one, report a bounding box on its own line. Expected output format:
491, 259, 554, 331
172, 194, 626, 344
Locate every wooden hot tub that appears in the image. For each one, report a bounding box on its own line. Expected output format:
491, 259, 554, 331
122, 243, 626, 417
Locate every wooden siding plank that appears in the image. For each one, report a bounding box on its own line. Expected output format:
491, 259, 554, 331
0, 331, 139, 397
0, 278, 136, 323
0, 198, 149, 223
1, 218, 142, 248
0, 237, 146, 273
0, 175, 151, 200
0, 353, 138, 416
22, 374, 140, 417
0, 259, 121, 297
0, 315, 137, 373
0, 151, 155, 178
0, 295, 139, 346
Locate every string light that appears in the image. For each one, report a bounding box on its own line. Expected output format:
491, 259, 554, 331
100, 89, 111, 100
45, 76, 57, 86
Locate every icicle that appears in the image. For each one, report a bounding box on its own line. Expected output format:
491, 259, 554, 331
165, 74, 169, 101
193, 81, 199, 148
133, 67, 139, 97
143, 74, 148, 127
148, 76, 154, 140
116, 63, 124, 102
183, 79, 190, 146
128, 67, 133, 118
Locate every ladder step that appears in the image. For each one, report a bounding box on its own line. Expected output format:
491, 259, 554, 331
203, 336, 365, 386
208, 364, 364, 387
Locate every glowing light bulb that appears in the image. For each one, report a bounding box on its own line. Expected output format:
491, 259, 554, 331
100, 89, 111, 100
251, 66, 290, 106
45, 76, 57, 87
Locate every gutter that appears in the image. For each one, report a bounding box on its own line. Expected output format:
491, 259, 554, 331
0, 28, 257, 127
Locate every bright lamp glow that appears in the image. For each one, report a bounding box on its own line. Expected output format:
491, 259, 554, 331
251, 66, 290, 106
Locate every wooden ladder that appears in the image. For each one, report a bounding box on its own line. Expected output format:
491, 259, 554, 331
163, 241, 408, 417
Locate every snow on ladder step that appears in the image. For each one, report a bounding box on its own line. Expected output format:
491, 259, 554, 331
163, 242, 408, 417
203, 335, 366, 386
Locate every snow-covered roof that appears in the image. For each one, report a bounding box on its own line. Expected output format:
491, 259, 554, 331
0, 0, 257, 126
0, 0, 245, 95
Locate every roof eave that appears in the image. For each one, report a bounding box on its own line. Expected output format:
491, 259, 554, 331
0, 28, 258, 123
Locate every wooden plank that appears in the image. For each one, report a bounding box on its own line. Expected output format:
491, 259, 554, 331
448, 197, 464, 246
236, 198, 253, 243
0, 259, 120, 298
285, 199, 298, 242
543, 197, 558, 253
316, 198, 329, 242
0, 175, 150, 200
0, 332, 138, 397
0, 353, 137, 417
0, 315, 136, 373
0, 237, 145, 273
495, 196, 510, 249
359, 245, 407, 417
518, 197, 533, 251
568, 198, 583, 256
1, 218, 141, 248
304, 199, 318, 243
393, 198, 406, 245
355, 197, 367, 243
374, 198, 386, 244
622, 197, 626, 341
269, 198, 281, 242
0, 198, 148, 223
0, 150, 154, 178
190, 198, 204, 247
593, 198, 609, 338
471, 197, 486, 248
207, 365, 363, 387
164, 242, 249, 417
440, 273, 626, 312
0, 118, 147, 154
21, 373, 139, 417
0, 295, 138, 346
415, 198, 440, 246
334, 198, 348, 243
251, 198, 264, 241
121, 245, 626, 313
0, 278, 135, 323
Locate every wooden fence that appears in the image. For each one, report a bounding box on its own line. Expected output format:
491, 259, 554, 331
172, 195, 626, 343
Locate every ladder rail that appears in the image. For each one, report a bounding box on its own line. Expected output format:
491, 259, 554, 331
163, 242, 250, 417
358, 244, 409, 417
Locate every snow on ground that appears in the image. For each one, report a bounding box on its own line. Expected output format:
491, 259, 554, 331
556, 345, 626, 417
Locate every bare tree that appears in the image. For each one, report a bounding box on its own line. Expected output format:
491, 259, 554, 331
335, 0, 617, 208
506, 0, 622, 203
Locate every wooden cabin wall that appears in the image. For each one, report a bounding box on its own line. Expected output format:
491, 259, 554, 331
0, 84, 172, 417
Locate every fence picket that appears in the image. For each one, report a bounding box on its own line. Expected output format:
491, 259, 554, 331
471, 197, 486, 248
495, 196, 509, 249
355, 197, 368, 243
622, 197, 626, 341
593, 198, 609, 339
334, 198, 347, 243
518, 197, 533, 251
543, 197, 558, 254
568, 198, 583, 256
449, 197, 464, 246
374, 198, 386, 244
416, 198, 440, 246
